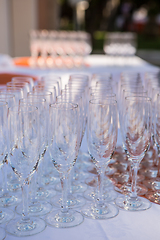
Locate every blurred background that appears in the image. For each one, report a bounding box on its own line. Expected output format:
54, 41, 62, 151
1, 0, 160, 65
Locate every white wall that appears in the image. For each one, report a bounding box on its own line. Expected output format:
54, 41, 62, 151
0, 0, 38, 57
12, 0, 38, 57
0, 0, 11, 55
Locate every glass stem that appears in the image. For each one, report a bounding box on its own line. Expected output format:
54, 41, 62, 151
2, 162, 8, 195
21, 180, 30, 222
68, 169, 72, 195
130, 163, 139, 199
60, 174, 69, 214
30, 173, 37, 204
157, 150, 160, 176
96, 168, 105, 206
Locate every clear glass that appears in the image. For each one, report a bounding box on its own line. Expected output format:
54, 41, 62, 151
12, 76, 34, 91
0, 95, 21, 207
45, 102, 84, 228
116, 96, 152, 211
0, 101, 15, 222
146, 93, 160, 203
81, 99, 119, 219
16, 98, 54, 216
6, 105, 46, 237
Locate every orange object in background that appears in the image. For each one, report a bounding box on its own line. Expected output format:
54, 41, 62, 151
13, 57, 30, 67
0, 73, 38, 85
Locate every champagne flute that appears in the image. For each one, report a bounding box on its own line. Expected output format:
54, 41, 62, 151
0, 94, 21, 206
45, 102, 84, 228
116, 96, 152, 211
81, 98, 119, 219
6, 105, 46, 237
146, 93, 160, 202
0, 101, 14, 224
15, 98, 53, 217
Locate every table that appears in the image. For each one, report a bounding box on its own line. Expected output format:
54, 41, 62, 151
1, 54, 160, 240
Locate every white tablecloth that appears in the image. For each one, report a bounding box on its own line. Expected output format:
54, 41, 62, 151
1, 54, 160, 240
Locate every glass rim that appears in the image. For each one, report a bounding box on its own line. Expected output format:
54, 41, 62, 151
125, 96, 151, 101
41, 75, 61, 80
33, 85, 56, 91
92, 72, 112, 77
89, 98, 117, 105
121, 82, 142, 87
12, 76, 33, 81
19, 98, 46, 103
0, 93, 15, 99
9, 105, 38, 113
58, 93, 82, 100
38, 79, 59, 84
28, 91, 52, 96
95, 79, 112, 83
0, 100, 8, 106
62, 88, 85, 93
123, 90, 148, 94
91, 92, 116, 96
5, 86, 24, 90
69, 74, 89, 80
50, 102, 78, 110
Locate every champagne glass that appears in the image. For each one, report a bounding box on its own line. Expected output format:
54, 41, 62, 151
81, 99, 119, 219
6, 82, 28, 98
28, 91, 58, 186
146, 93, 160, 202
45, 102, 84, 228
0, 101, 14, 223
6, 105, 46, 237
116, 96, 152, 211
0, 94, 21, 206
84, 93, 117, 202
15, 98, 53, 217
53, 94, 86, 209
12, 76, 34, 91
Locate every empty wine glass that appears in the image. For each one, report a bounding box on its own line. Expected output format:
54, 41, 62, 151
0, 94, 21, 206
81, 98, 119, 219
116, 96, 152, 211
45, 102, 84, 228
0, 101, 15, 223
53, 93, 86, 208
12, 76, 34, 91
6, 105, 46, 237
15, 98, 53, 217
146, 93, 160, 202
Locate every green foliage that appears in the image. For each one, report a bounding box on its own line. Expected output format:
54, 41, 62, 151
92, 31, 160, 53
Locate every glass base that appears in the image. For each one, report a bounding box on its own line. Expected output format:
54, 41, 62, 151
36, 186, 56, 200
16, 201, 52, 217
45, 209, 84, 228
55, 182, 87, 193
0, 192, 21, 207
0, 227, 5, 240
83, 188, 117, 202
6, 216, 46, 237
8, 178, 21, 192
85, 176, 114, 188
81, 203, 119, 219
114, 183, 148, 196
115, 196, 151, 211
42, 175, 59, 186
146, 191, 160, 204
0, 208, 14, 224
51, 194, 86, 209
